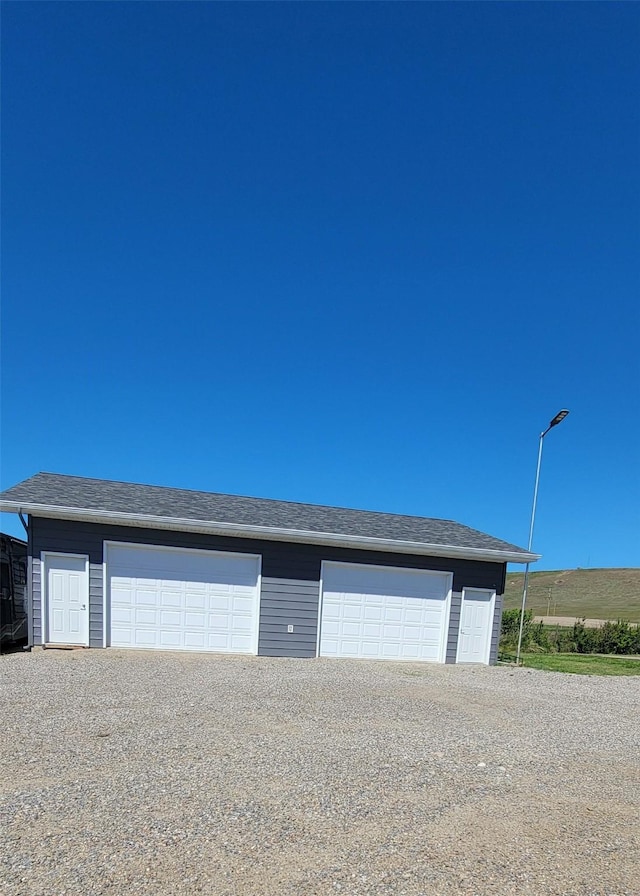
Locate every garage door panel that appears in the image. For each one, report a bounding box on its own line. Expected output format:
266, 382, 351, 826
404, 608, 423, 624
160, 609, 179, 626
322, 606, 340, 621
230, 635, 253, 651
208, 612, 229, 629
136, 609, 158, 626
231, 615, 253, 631
338, 641, 359, 657
207, 632, 226, 649
111, 607, 132, 625
364, 606, 383, 621
233, 582, 257, 594
108, 544, 260, 653
384, 607, 403, 622
382, 594, 405, 605
342, 604, 363, 620
320, 562, 451, 663
185, 611, 205, 628
184, 631, 205, 649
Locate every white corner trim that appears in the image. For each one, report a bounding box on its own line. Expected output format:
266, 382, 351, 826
0, 500, 540, 564
316, 561, 326, 659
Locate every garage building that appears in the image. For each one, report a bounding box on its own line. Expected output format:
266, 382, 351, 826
0, 473, 538, 664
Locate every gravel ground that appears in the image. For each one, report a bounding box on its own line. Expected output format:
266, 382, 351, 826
1, 649, 638, 896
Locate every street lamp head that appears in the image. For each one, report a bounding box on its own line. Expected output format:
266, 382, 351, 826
549, 409, 570, 429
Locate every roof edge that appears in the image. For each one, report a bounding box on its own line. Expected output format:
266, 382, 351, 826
0, 500, 540, 565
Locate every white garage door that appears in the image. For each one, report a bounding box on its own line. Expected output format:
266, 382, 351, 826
319, 562, 452, 662
107, 543, 260, 653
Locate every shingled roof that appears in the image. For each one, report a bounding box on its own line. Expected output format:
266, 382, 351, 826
0, 472, 537, 563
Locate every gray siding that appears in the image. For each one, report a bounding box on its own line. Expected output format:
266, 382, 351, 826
30, 517, 506, 661
89, 563, 103, 648
258, 578, 319, 657
445, 591, 463, 664
489, 592, 504, 665
26, 552, 34, 647
31, 554, 103, 648
31, 517, 506, 587
32, 556, 42, 645
27, 516, 34, 647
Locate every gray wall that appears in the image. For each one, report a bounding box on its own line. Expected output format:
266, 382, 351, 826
259, 578, 319, 657
27, 519, 34, 647
445, 592, 463, 664
32, 552, 41, 645
30, 517, 506, 661
489, 593, 504, 665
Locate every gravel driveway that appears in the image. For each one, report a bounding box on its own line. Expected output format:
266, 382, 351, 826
1, 649, 638, 896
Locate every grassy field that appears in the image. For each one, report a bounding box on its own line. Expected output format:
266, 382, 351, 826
503, 567, 640, 623
514, 653, 640, 676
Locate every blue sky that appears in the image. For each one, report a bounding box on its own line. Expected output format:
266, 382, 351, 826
1, 2, 638, 571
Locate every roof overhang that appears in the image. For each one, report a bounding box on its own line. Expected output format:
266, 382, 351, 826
0, 500, 541, 564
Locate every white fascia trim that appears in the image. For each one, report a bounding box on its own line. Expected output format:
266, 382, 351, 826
0, 500, 541, 564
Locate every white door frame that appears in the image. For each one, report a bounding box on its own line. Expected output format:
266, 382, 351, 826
41, 551, 90, 646
456, 587, 496, 665
317, 560, 453, 663
103, 540, 262, 653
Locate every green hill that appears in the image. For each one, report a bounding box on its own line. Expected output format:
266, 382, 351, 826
503, 568, 640, 623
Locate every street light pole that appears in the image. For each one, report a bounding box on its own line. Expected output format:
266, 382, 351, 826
515, 409, 569, 665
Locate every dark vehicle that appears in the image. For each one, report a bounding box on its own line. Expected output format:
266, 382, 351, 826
1, 533, 28, 650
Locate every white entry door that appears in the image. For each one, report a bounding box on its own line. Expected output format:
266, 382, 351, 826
456, 588, 495, 664
319, 562, 452, 662
44, 554, 89, 646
